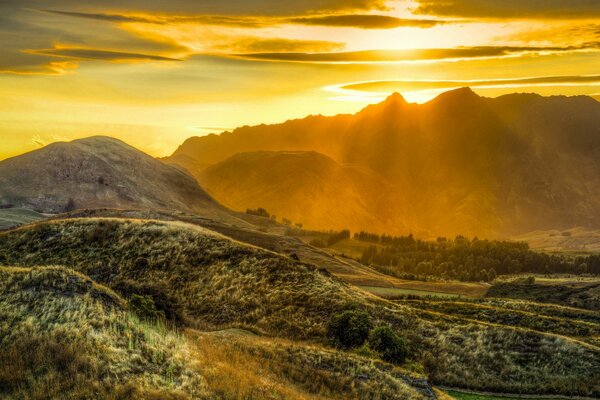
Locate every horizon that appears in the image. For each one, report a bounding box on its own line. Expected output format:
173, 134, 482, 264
1, 0, 600, 159
1, 86, 598, 161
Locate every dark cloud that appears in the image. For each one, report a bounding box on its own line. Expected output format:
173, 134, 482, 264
38, 10, 269, 28
341, 75, 600, 92
6, 0, 387, 16
231, 44, 596, 63
28, 48, 182, 62
41, 9, 455, 30
286, 14, 451, 29
412, 0, 600, 19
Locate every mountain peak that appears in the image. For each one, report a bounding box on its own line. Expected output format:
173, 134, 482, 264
427, 87, 482, 107
382, 92, 408, 106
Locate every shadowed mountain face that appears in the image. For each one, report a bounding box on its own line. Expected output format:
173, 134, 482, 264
0, 136, 219, 214
198, 151, 399, 232
170, 88, 600, 237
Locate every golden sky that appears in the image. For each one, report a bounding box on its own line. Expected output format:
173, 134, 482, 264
1, 0, 599, 159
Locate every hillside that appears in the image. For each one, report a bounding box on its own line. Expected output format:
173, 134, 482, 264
0, 266, 204, 399
169, 89, 600, 237
0, 136, 219, 215
1, 218, 598, 396
198, 151, 398, 232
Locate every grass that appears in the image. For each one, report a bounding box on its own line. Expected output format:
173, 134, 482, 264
0, 208, 45, 230
0, 266, 204, 399
487, 279, 600, 311
445, 390, 562, 400
1, 218, 599, 397
359, 286, 464, 299
399, 299, 600, 346
188, 330, 431, 400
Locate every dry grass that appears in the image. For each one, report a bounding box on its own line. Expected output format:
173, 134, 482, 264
188, 330, 430, 400
1, 218, 599, 397
0, 266, 205, 399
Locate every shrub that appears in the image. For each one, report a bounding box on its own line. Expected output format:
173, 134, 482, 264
368, 326, 407, 365
129, 294, 166, 321
327, 310, 372, 349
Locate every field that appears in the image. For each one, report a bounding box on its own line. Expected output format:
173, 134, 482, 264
0, 208, 45, 230
486, 276, 600, 311
446, 390, 562, 400
513, 228, 600, 254
359, 285, 464, 299
1, 217, 599, 398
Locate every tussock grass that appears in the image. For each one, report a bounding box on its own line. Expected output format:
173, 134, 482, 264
0, 266, 204, 399
1, 218, 599, 396
188, 330, 430, 400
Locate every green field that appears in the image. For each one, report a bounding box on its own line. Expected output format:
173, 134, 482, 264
447, 389, 562, 400
358, 285, 464, 298
0, 208, 45, 230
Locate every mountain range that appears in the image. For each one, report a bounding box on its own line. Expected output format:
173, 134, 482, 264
168, 88, 600, 237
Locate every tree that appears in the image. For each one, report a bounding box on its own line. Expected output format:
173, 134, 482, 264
63, 198, 76, 212
368, 326, 407, 365
327, 310, 372, 349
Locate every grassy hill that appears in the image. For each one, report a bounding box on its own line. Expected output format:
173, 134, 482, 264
1, 218, 599, 397
0, 266, 203, 399
0, 208, 45, 230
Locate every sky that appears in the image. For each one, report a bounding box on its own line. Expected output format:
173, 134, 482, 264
1, 0, 599, 159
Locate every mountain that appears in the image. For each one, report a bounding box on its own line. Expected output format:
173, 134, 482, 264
169, 89, 600, 236
0, 136, 219, 214
197, 151, 400, 232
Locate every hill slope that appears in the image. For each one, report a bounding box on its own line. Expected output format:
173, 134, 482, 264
0, 266, 204, 399
0, 136, 219, 215
198, 151, 398, 232
1, 218, 598, 396
170, 89, 600, 236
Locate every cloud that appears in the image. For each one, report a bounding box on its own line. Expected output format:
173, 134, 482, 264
9, 0, 388, 16
38, 10, 270, 28
212, 38, 344, 53
41, 9, 455, 30
338, 75, 600, 92
286, 14, 452, 29
230, 44, 597, 63
412, 0, 600, 19
27, 47, 182, 62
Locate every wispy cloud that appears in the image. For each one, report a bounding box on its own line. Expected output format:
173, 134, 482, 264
26, 47, 182, 62
230, 44, 598, 63
40, 9, 457, 30
337, 75, 600, 92
412, 0, 600, 19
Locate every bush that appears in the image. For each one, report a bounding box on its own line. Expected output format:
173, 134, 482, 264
327, 310, 372, 349
129, 294, 166, 321
368, 326, 407, 365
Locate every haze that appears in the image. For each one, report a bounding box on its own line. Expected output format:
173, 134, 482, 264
1, 0, 600, 159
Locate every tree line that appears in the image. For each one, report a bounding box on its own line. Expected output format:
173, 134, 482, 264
357, 233, 600, 282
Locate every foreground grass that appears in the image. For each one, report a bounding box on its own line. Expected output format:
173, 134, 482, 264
0, 266, 204, 399
446, 390, 561, 400
189, 330, 431, 400
1, 218, 599, 397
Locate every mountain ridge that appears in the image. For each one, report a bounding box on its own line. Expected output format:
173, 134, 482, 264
168, 88, 600, 236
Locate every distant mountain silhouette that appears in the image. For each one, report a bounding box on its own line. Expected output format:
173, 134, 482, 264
0, 136, 219, 214
169, 88, 600, 237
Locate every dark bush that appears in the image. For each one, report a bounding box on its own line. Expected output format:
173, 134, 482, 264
129, 294, 166, 321
327, 310, 372, 349
368, 326, 407, 365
